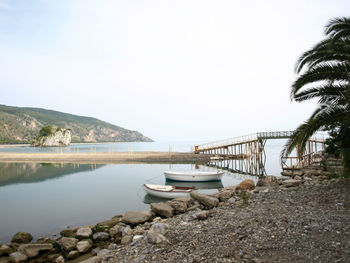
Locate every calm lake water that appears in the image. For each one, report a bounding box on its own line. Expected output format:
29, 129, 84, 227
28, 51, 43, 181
0, 140, 287, 243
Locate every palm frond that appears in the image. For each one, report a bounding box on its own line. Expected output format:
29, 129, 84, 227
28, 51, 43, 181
291, 63, 350, 99
282, 106, 349, 156
293, 83, 348, 102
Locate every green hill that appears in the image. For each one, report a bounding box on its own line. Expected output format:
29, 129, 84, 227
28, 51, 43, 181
0, 104, 153, 144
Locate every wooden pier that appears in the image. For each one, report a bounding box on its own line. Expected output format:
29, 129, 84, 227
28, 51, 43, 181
194, 131, 326, 176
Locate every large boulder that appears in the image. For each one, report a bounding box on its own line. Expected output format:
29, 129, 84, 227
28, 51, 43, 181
282, 179, 301, 188
256, 176, 279, 187
190, 191, 219, 209
150, 203, 174, 218
9, 252, 28, 263
60, 228, 77, 238
236, 179, 255, 191
61, 237, 78, 251
96, 215, 122, 229
0, 244, 13, 256
77, 240, 92, 253
122, 211, 152, 225
11, 232, 33, 244
167, 199, 188, 214
67, 250, 79, 260
146, 231, 169, 245
76, 227, 93, 238
18, 243, 53, 258
218, 190, 233, 202
92, 232, 110, 242
109, 225, 123, 237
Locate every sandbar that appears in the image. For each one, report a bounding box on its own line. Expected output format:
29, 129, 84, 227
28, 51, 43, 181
0, 152, 211, 164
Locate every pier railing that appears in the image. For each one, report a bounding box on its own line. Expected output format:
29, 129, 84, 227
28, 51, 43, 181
194, 131, 327, 153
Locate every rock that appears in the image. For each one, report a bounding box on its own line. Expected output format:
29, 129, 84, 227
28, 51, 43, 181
11, 232, 33, 244
122, 211, 152, 225
108, 243, 117, 250
256, 178, 267, 187
236, 179, 255, 191
218, 190, 233, 202
150, 223, 169, 235
67, 250, 79, 259
76, 240, 92, 253
146, 231, 169, 245
109, 225, 123, 237
183, 211, 210, 221
132, 235, 144, 244
91, 247, 101, 256
150, 203, 174, 218
228, 197, 236, 205
80, 256, 102, 263
173, 196, 193, 206
188, 204, 201, 211
33, 128, 71, 147
132, 225, 145, 235
92, 232, 110, 241
190, 191, 219, 209
121, 235, 133, 245
55, 256, 65, 263
167, 200, 188, 213
0, 245, 12, 256
76, 227, 93, 238
122, 226, 132, 237
60, 228, 77, 238
61, 237, 78, 251
282, 179, 301, 188
96, 215, 122, 229
18, 243, 53, 258
193, 211, 210, 220
9, 252, 27, 263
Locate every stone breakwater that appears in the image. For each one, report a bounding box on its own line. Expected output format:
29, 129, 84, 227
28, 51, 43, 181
0, 176, 349, 263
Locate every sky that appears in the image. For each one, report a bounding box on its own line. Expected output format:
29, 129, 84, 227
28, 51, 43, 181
0, 0, 349, 142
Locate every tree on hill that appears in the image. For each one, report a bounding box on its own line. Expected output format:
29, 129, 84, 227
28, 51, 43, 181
38, 126, 55, 137
283, 17, 350, 177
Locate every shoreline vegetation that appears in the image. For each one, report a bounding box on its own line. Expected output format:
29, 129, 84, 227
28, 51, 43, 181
0, 152, 211, 164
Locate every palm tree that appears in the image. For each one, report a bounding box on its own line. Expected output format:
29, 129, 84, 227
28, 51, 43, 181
283, 17, 350, 177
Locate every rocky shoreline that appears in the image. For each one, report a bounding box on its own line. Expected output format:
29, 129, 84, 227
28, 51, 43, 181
1, 173, 349, 263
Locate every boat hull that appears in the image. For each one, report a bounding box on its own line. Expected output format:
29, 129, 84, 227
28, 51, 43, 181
165, 180, 224, 189
164, 171, 223, 182
143, 184, 192, 199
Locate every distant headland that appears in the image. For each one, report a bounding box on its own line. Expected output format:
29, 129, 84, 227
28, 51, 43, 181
0, 104, 153, 144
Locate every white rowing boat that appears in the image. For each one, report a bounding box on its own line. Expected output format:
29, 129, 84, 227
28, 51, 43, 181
164, 170, 224, 182
143, 184, 195, 199
165, 180, 224, 190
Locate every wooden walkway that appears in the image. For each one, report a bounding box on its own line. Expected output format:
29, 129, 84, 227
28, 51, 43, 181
194, 131, 326, 176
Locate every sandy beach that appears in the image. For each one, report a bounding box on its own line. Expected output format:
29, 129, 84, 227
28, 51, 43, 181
0, 152, 211, 164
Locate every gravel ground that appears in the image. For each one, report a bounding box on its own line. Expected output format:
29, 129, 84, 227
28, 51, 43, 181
105, 178, 350, 263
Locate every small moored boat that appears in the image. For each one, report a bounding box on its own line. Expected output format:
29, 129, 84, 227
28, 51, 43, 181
143, 184, 195, 199
164, 170, 224, 182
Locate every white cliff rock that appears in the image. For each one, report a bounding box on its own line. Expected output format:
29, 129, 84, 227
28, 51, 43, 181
33, 129, 71, 147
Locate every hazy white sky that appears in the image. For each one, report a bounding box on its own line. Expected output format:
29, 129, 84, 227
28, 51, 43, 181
1, 0, 349, 142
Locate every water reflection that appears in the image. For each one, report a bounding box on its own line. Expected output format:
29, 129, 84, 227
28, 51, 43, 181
0, 163, 104, 187
143, 194, 169, 204
207, 158, 266, 176
165, 180, 224, 189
